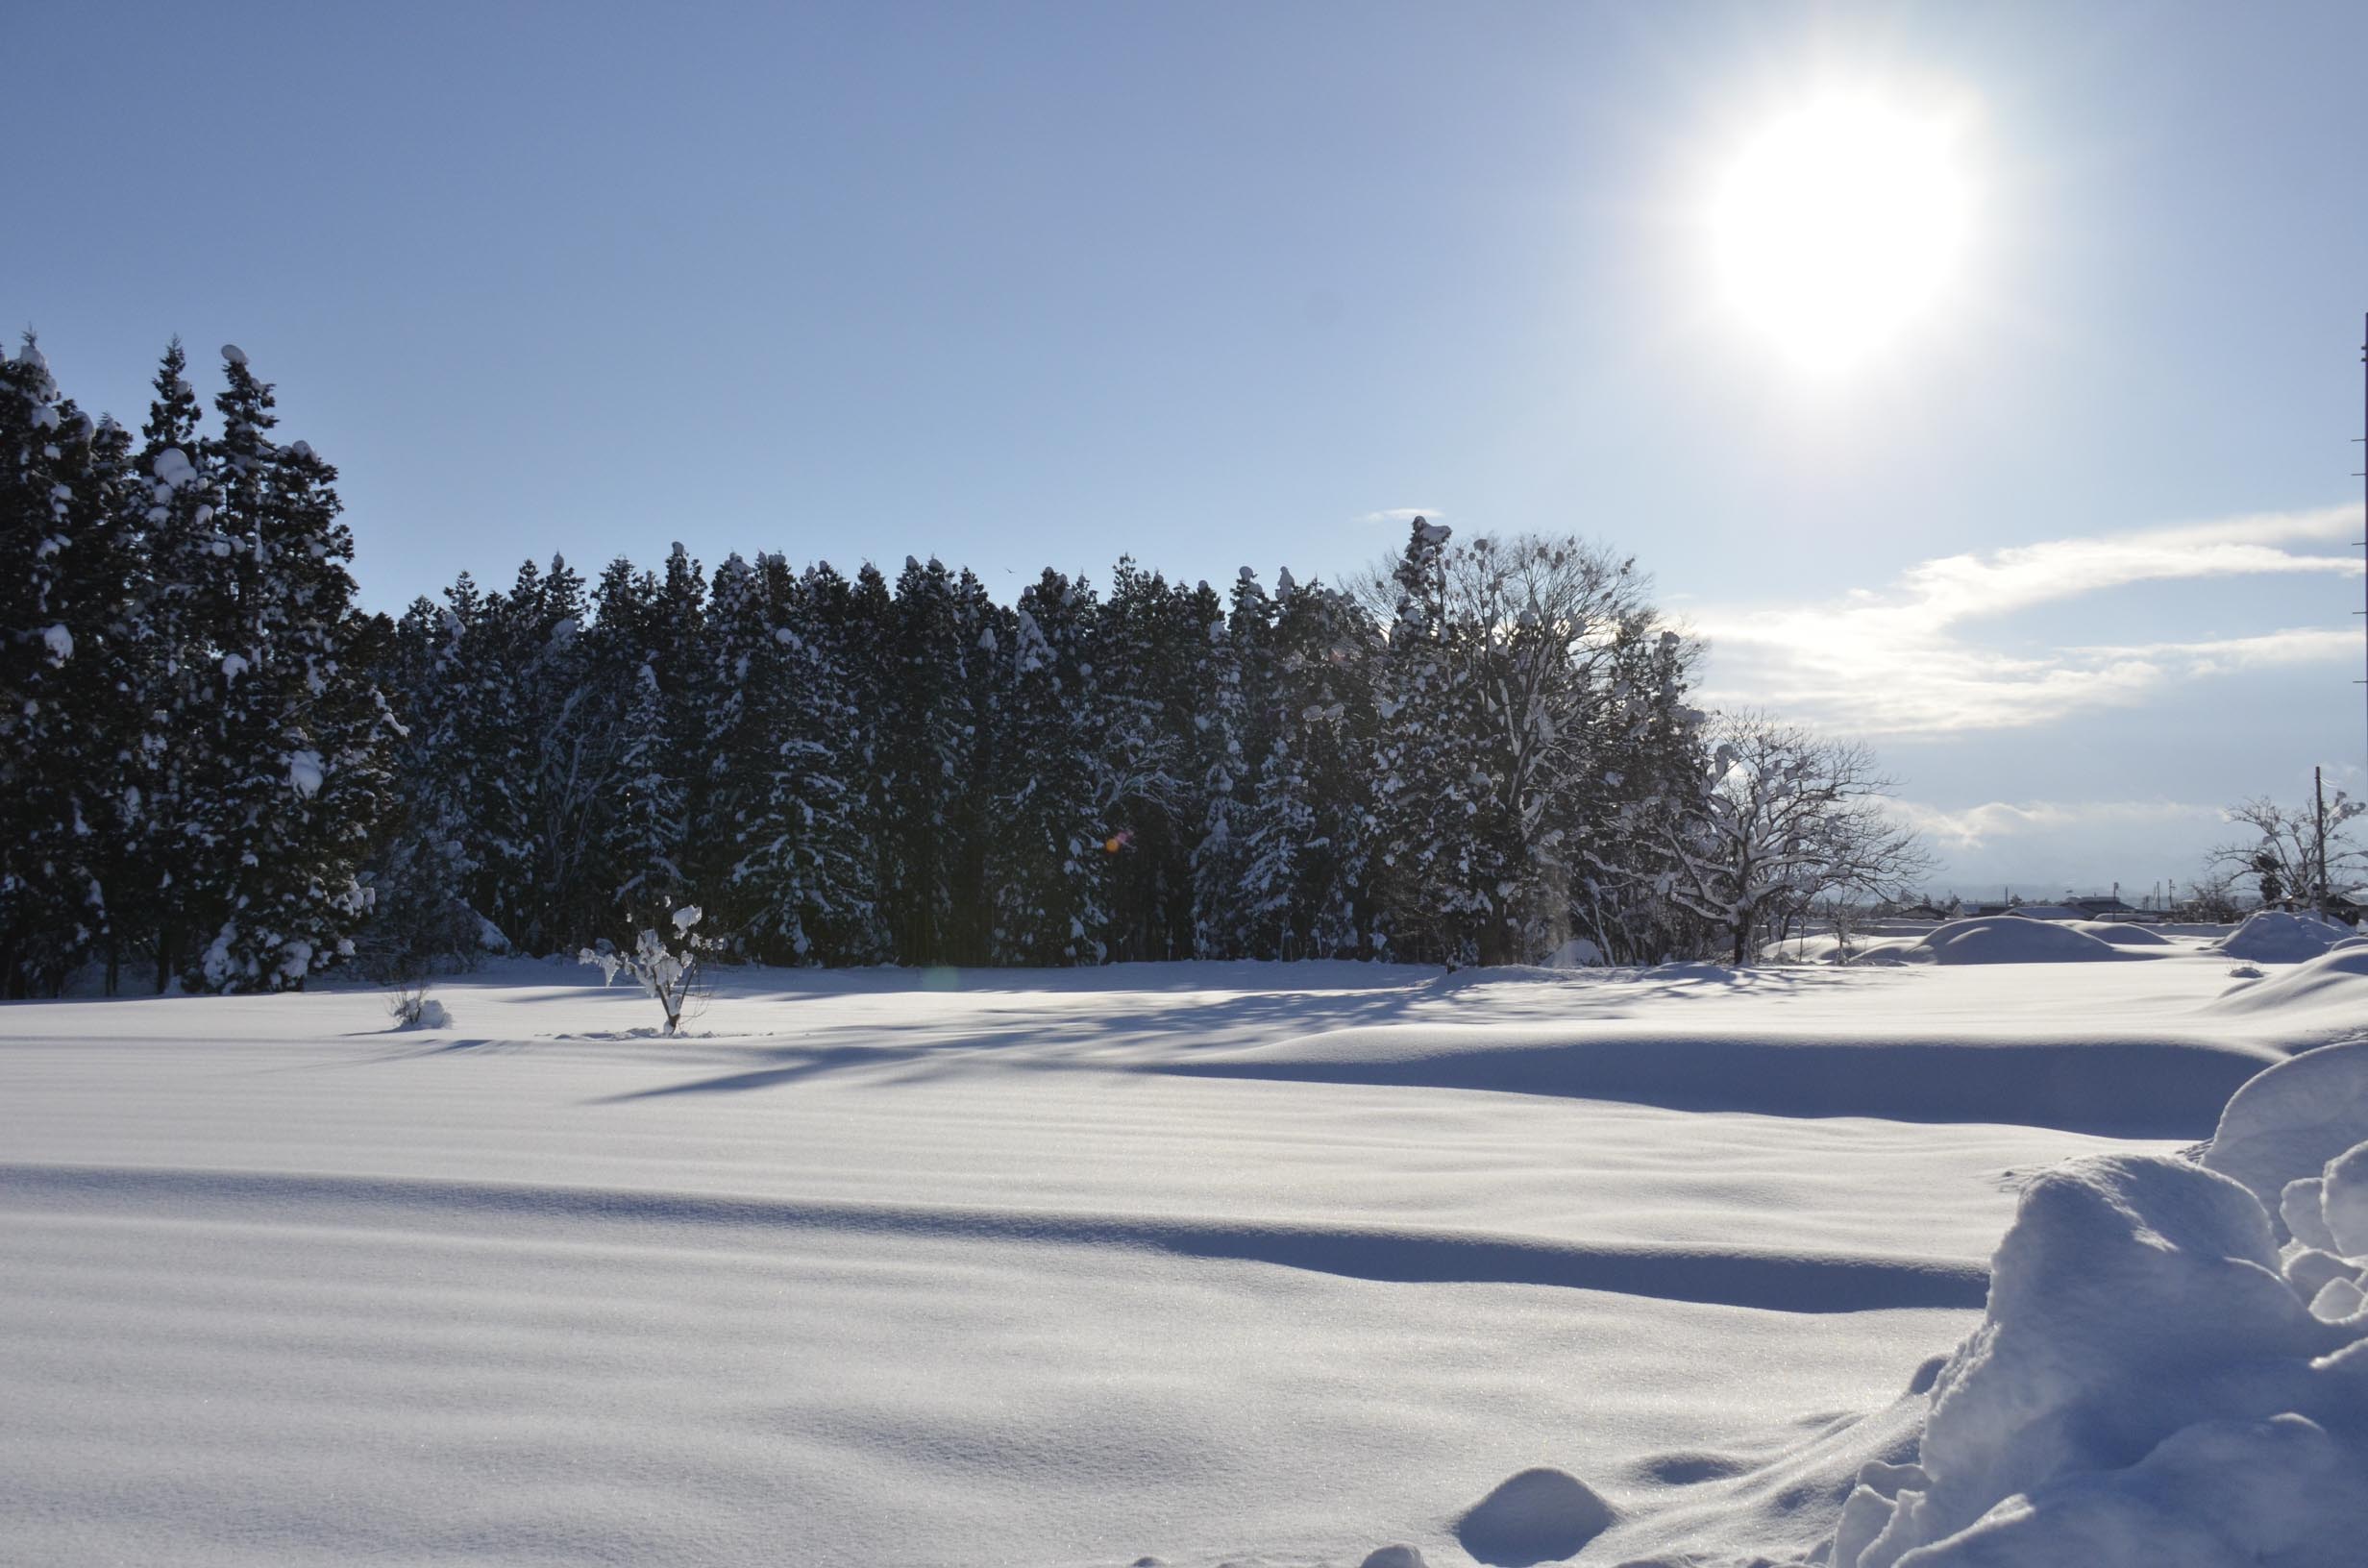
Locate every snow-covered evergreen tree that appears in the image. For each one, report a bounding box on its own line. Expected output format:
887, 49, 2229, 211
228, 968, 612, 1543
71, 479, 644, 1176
989, 570, 1108, 965
1236, 570, 1378, 959
585, 556, 690, 926
0, 336, 140, 993
703, 552, 883, 963
874, 555, 1001, 963
1092, 558, 1198, 961
1190, 569, 1271, 958
123, 340, 228, 989
1369, 518, 1494, 963
185, 347, 394, 991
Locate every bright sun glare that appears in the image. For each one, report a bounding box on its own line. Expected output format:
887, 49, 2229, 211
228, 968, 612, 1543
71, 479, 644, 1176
1710, 88, 1974, 377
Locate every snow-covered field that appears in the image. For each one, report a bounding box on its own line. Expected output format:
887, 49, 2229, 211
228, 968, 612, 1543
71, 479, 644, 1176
4, 929, 2365, 1566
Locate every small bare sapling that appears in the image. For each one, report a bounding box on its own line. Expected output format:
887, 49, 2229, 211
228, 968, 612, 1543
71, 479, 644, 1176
579, 905, 715, 1035
386, 980, 451, 1030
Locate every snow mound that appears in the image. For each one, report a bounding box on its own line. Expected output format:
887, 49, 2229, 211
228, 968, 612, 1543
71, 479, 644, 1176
2214, 909, 2348, 965
1758, 932, 1918, 966
1541, 937, 1603, 968
2206, 944, 2368, 1019
2202, 1041, 2368, 1229
1455, 1466, 1616, 1566
2070, 920, 2172, 947
2325, 1140, 2368, 1259
1832, 1045, 2368, 1567
1358, 1546, 1427, 1568
1898, 916, 2139, 965
1837, 1159, 2367, 1565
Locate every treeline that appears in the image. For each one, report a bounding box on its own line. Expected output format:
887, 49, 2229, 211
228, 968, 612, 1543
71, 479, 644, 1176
7, 337, 1926, 996
374, 527, 1712, 973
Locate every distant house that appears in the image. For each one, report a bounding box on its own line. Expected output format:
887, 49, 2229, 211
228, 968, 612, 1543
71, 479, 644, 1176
2329, 887, 2368, 927
2061, 894, 2140, 920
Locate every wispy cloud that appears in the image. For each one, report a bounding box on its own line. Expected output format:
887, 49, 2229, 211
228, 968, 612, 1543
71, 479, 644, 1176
1692, 502, 2363, 734
1887, 796, 2222, 849
1357, 506, 1443, 525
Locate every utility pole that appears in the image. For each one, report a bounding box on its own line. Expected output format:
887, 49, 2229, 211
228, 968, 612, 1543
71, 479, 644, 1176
2315, 765, 2331, 915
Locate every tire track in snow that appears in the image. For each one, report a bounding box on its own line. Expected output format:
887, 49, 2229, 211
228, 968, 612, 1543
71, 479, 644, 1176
0, 1162, 1988, 1314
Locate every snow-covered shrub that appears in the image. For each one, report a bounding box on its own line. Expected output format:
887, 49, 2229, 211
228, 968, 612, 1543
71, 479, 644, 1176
579, 904, 715, 1035
384, 982, 449, 1030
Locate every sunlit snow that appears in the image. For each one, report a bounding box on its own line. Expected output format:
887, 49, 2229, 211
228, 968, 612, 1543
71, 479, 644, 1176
3, 934, 2364, 1565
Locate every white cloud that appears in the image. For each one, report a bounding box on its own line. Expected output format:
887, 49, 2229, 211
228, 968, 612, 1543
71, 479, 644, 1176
1357, 506, 1443, 525
1887, 796, 2222, 849
1691, 502, 2363, 735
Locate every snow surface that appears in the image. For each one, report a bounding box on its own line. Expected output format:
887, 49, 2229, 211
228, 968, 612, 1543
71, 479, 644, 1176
0, 941, 2361, 1566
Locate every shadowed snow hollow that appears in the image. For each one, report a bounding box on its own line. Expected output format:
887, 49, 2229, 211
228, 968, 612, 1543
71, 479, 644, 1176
1454, 1467, 1616, 1565
1165, 1024, 2271, 1138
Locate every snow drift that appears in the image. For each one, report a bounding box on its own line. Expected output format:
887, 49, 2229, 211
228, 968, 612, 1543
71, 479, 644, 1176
1764, 918, 2174, 968
2215, 909, 2351, 965
1828, 1043, 2368, 1567
2069, 920, 2172, 948
1897, 916, 2144, 966
2207, 944, 2368, 1020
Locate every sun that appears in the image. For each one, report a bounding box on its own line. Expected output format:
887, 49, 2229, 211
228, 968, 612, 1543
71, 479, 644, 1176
1709, 87, 1975, 377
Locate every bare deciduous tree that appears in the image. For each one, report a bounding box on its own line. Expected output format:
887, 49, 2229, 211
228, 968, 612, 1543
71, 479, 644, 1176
1638, 713, 1933, 966
2206, 791, 2365, 914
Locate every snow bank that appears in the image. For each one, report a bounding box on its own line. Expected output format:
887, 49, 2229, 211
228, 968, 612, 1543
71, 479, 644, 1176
1758, 932, 1918, 966
1897, 916, 2140, 965
2202, 1041, 2368, 1228
2215, 909, 2349, 965
2207, 944, 2368, 1021
2070, 920, 2172, 947
1831, 1042, 2368, 1567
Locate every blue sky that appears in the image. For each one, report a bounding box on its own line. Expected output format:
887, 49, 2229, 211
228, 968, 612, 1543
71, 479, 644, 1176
10, 1, 2364, 894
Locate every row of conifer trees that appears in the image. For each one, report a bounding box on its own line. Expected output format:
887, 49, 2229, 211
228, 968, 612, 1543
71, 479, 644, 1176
1, 338, 392, 996
4, 339, 1727, 995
